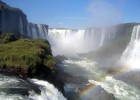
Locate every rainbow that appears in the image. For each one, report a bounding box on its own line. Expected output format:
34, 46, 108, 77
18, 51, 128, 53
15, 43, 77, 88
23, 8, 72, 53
79, 65, 131, 99
79, 83, 95, 99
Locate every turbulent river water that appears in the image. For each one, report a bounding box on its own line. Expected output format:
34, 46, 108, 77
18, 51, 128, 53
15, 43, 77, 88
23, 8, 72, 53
62, 58, 140, 100
1, 25, 140, 100
1, 58, 140, 100
0, 72, 66, 100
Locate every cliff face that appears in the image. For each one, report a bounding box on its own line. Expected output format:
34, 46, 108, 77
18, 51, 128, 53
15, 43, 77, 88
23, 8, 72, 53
0, 1, 28, 37
0, 1, 49, 40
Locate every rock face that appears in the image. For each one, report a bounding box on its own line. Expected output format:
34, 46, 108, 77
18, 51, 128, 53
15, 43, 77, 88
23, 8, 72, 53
0, 1, 49, 40
0, 1, 28, 36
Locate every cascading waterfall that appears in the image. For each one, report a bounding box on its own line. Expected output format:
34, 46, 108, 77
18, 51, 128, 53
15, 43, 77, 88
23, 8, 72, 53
27, 24, 32, 38
48, 28, 67, 44
0, 73, 66, 100
27, 25, 119, 56
37, 24, 47, 39
28, 79, 66, 100
48, 28, 112, 56
99, 28, 105, 47
31, 25, 38, 39
48, 29, 87, 56
37, 24, 44, 39
28, 23, 48, 39
42, 25, 48, 39
121, 25, 140, 70
19, 17, 24, 35
87, 25, 140, 100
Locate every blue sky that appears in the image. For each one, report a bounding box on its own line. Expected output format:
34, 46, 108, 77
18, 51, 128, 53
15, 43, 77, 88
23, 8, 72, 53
3, 0, 140, 29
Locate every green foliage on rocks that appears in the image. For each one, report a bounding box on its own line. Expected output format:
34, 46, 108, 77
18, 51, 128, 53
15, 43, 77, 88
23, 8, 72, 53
0, 33, 56, 77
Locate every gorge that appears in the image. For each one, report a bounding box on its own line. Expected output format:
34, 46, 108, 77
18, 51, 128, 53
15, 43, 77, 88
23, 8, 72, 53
0, 0, 140, 100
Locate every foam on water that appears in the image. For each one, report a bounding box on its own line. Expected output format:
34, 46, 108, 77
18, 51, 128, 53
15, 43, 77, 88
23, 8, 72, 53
89, 76, 140, 100
29, 79, 66, 100
0, 74, 66, 100
121, 25, 140, 70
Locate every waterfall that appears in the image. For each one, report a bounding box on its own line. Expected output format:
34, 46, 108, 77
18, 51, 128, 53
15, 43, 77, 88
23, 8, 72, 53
48, 28, 67, 44
19, 17, 24, 35
27, 24, 31, 38
121, 25, 140, 70
28, 23, 48, 39
42, 25, 48, 39
99, 28, 105, 47
0, 73, 66, 100
29, 79, 66, 100
28, 26, 120, 56
31, 24, 38, 39
37, 24, 48, 39
48, 28, 110, 56
48, 29, 90, 56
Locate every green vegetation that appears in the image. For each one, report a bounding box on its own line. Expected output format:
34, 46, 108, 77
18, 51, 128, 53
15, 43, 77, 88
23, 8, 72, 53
0, 33, 17, 43
0, 33, 56, 77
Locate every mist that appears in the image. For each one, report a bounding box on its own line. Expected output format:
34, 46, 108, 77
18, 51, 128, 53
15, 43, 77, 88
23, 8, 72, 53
47, 0, 126, 57
48, 29, 99, 57
88, 0, 123, 27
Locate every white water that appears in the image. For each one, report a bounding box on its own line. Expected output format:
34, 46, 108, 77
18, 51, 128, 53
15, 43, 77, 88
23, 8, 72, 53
37, 24, 44, 39
19, 17, 23, 35
29, 79, 66, 100
63, 59, 105, 79
121, 25, 140, 70
47, 28, 119, 56
48, 29, 89, 56
89, 76, 140, 100
0, 74, 66, 100
31, 25, 38, 39
27, 24, 31, 38
37, 24, 47, 39
27, 25, 119, 56
99, 28, 105, 47
63, 58, 140, 100
87, 25, 140, 100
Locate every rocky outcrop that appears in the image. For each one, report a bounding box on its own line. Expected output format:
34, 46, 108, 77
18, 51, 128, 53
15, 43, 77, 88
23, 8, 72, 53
0, 33, 65, 95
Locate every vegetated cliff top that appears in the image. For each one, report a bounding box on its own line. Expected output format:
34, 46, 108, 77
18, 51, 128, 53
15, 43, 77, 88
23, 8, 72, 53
0, 0, 24, 13
0, 33, 56, 78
